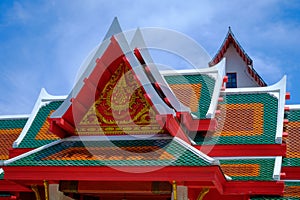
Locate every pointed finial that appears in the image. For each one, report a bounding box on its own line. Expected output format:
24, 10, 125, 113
228, 26, 232, 33
103, 17, 123, 41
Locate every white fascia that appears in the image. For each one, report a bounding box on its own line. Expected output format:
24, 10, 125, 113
273, 156, 282, 180
173, 137, 219, 165
0, 114, 30, 120
223, 76, 287, 144
13, 88, 67, 148
213, 156, 277, 160
0, 168, 3, 174
288, 104, 300, 110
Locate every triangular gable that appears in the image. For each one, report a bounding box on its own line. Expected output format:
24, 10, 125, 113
210, 27, 252, 66
49, 20, 195, 143
210, 27, 267, 87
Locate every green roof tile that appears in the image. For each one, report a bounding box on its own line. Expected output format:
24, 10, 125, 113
8, 139, 211, 167
18, 101, 63, 148
0, 118, 28, 160
282, 158, 300, 167
0, 118, 27, 130
194, 93, 278, 145
287, 109, 300, 122
251, 182, 300, 200
0, 170, 3, 180
164, 74, 215, 119
220, 158, 275, 181
283, 109, 300, 167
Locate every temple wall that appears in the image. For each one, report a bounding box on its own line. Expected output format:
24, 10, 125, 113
224, 44, 258, 87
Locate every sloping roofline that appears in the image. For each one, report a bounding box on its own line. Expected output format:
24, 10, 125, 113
209, 27, 267, 87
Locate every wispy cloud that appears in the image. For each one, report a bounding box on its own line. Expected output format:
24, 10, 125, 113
0, 0, 300, 114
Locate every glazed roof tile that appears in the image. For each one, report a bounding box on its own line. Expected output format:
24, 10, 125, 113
17, 101, 62, 148
0, 117, 28, 160
194, 93, 278, 145
164, 74, 216, 119
219, 158, 276, 181
251, 182, 300, 199
283, 108, 300, 167
6, 137, 214, 167
0, 169, 3, 180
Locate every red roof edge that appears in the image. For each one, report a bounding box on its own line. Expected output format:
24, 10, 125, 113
209, 27, 252, 66
210, 27, 267, 87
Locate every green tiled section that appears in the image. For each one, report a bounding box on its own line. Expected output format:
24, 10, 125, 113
194, 93, 278, 145
164, 74, 215, 119
18, 101, 63, 148
8, 139, 210, 167
0, 170, 3, 180
283, 109, 300, 167
287, 109, 300, 122
282, 158, 300, 167
251, 182, 300, 200
0, 118, 28, 130
220, 158, 275, 181
0, 193, 11, 197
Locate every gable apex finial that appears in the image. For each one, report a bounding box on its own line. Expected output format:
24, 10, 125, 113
103, 17, 123, 42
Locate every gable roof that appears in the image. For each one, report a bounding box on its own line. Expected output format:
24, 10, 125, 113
210, 27, 267, 87
48, 19, 223, 144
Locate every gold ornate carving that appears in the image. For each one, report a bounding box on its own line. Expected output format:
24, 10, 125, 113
77, 62, 165, 135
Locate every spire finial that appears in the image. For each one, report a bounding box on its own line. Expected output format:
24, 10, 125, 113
103, 17, 122, 42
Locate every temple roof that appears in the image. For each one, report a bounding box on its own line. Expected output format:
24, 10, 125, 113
210, 27, 267, 87
5, 136, 218, 167
1, 18, 299, 199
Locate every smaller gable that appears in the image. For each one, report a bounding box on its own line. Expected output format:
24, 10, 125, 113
210, 27, 267, 87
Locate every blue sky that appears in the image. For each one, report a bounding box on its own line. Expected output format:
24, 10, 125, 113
0, 0, 300, 115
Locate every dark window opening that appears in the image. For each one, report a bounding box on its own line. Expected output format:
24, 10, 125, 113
226, 73, 237, 88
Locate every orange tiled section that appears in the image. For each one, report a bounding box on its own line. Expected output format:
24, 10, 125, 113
216, 103, 264, 136
169, 84, 201, 112
35, 111, 60, 140
0, 128, 22, 160
43, 146, 174, 161
220, 164, 260, 177
284, 186, 300, 197
286, 122, 300, 158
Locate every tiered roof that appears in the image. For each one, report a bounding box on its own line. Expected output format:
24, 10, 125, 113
0, 18, 300, 199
